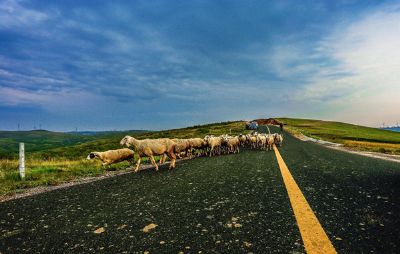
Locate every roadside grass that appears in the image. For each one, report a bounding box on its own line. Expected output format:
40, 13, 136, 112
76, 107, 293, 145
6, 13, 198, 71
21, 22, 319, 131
0, 159, 136, 196
0, 121, 248, 196
278, 118, 400, 154
343, 140, 400, 154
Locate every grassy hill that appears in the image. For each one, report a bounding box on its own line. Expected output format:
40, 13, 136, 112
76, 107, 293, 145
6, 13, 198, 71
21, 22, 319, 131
2, 118, 400, 197
0, 121, 248, 196
0, 130, 148, 159
0, 121, 246, 160
278, 118, 400, 154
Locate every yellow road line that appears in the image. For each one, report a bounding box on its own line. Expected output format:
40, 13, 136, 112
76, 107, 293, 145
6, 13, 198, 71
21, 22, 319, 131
273, 145, 337, 254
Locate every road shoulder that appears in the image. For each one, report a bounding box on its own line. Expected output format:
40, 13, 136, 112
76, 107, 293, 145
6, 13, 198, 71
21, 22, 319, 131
293, 133, 400, 163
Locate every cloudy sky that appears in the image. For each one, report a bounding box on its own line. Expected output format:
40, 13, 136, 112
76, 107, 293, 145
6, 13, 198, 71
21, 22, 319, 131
1, 0, 399, 131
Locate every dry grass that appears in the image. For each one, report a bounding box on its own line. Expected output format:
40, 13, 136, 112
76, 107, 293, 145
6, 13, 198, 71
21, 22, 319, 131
343, 140, 400, 154
0, 158, 132, 196
279, 118, 400, 155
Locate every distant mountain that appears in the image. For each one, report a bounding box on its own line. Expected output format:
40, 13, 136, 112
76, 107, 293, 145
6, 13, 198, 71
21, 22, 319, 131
66, 130, 150, 136
0, 129, 150, 158
382, 127, 400, 132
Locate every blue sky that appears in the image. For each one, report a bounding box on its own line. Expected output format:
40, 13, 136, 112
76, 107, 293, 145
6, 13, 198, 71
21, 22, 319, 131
1, 0, 399, 131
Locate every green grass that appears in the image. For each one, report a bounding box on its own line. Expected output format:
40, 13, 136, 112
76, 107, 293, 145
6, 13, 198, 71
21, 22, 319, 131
0, 121, 248, 196
2, 118, 400, 197
0, 159, 134, 196
0, 129, 148, 159
278, 118, 400, 154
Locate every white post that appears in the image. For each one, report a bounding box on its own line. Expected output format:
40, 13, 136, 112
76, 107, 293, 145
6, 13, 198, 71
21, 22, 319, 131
19, 143, 25, 179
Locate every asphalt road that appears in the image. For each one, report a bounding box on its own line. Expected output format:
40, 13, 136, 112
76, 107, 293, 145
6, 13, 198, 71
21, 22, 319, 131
1, 127, 400, 253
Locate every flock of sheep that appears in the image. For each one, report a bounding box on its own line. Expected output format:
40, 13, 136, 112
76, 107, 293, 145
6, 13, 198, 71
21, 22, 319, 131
87, 131, 283, 172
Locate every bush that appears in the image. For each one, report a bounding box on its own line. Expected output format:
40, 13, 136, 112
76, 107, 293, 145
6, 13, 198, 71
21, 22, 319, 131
378, 148, 387, 153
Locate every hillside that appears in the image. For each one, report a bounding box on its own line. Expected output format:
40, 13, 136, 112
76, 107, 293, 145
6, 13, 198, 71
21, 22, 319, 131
30, 121, 248, 160
0, 121, 248, 196
0, 130, 148, 159
278, 118, 400, 154
0, 121, 247, 160
1, 118, 400, 196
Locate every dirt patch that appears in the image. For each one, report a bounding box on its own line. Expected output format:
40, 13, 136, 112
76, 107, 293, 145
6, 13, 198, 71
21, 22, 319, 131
253, 118, 284, 127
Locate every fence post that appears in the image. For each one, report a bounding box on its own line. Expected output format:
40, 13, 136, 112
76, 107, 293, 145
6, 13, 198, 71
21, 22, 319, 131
19, 142, 25, 179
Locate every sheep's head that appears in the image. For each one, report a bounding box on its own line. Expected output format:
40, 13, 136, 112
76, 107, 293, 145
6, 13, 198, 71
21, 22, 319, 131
221, 135, 230, 142
87, 152, 97, 160
204, 135, 214, 141
120, 136, 131, 147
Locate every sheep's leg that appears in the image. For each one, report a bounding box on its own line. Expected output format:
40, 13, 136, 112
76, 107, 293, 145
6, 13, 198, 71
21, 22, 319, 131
160, 154, 165, 164
167, 152, 176, 169
149, 155, 159, 171
134, 156, 142, 172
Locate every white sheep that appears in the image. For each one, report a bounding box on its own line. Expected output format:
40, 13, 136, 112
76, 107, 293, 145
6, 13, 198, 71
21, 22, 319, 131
266, 134, 275, 151
257, 134, 267, 150
238, 134, 247, 147
172, 138, 192, 158
248, 134, 258, 149
204, 135, 222, 157
274, 133, 284, 147
120, 136, 177, 172
86, 148, 135, 166
225, 136, 240, 154
188, 138, 208, 157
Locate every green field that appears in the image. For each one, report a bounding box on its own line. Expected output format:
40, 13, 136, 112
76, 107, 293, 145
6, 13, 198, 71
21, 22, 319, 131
0, 130, 149, 159
1, 118, 400, 197
278, 118, 400, 154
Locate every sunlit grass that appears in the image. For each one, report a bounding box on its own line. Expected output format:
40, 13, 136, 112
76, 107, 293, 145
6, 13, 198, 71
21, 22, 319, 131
0, 155, 167, 196
343, 140, 400, 154
0, 121, 249, 196
0, 159, 132, 196
279, 118, 400, 155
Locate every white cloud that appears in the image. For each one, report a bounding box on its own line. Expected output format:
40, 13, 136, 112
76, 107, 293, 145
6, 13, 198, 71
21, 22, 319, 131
294, 4, 400, 126
0, 86, 58, 106
0, 0, 49, 28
